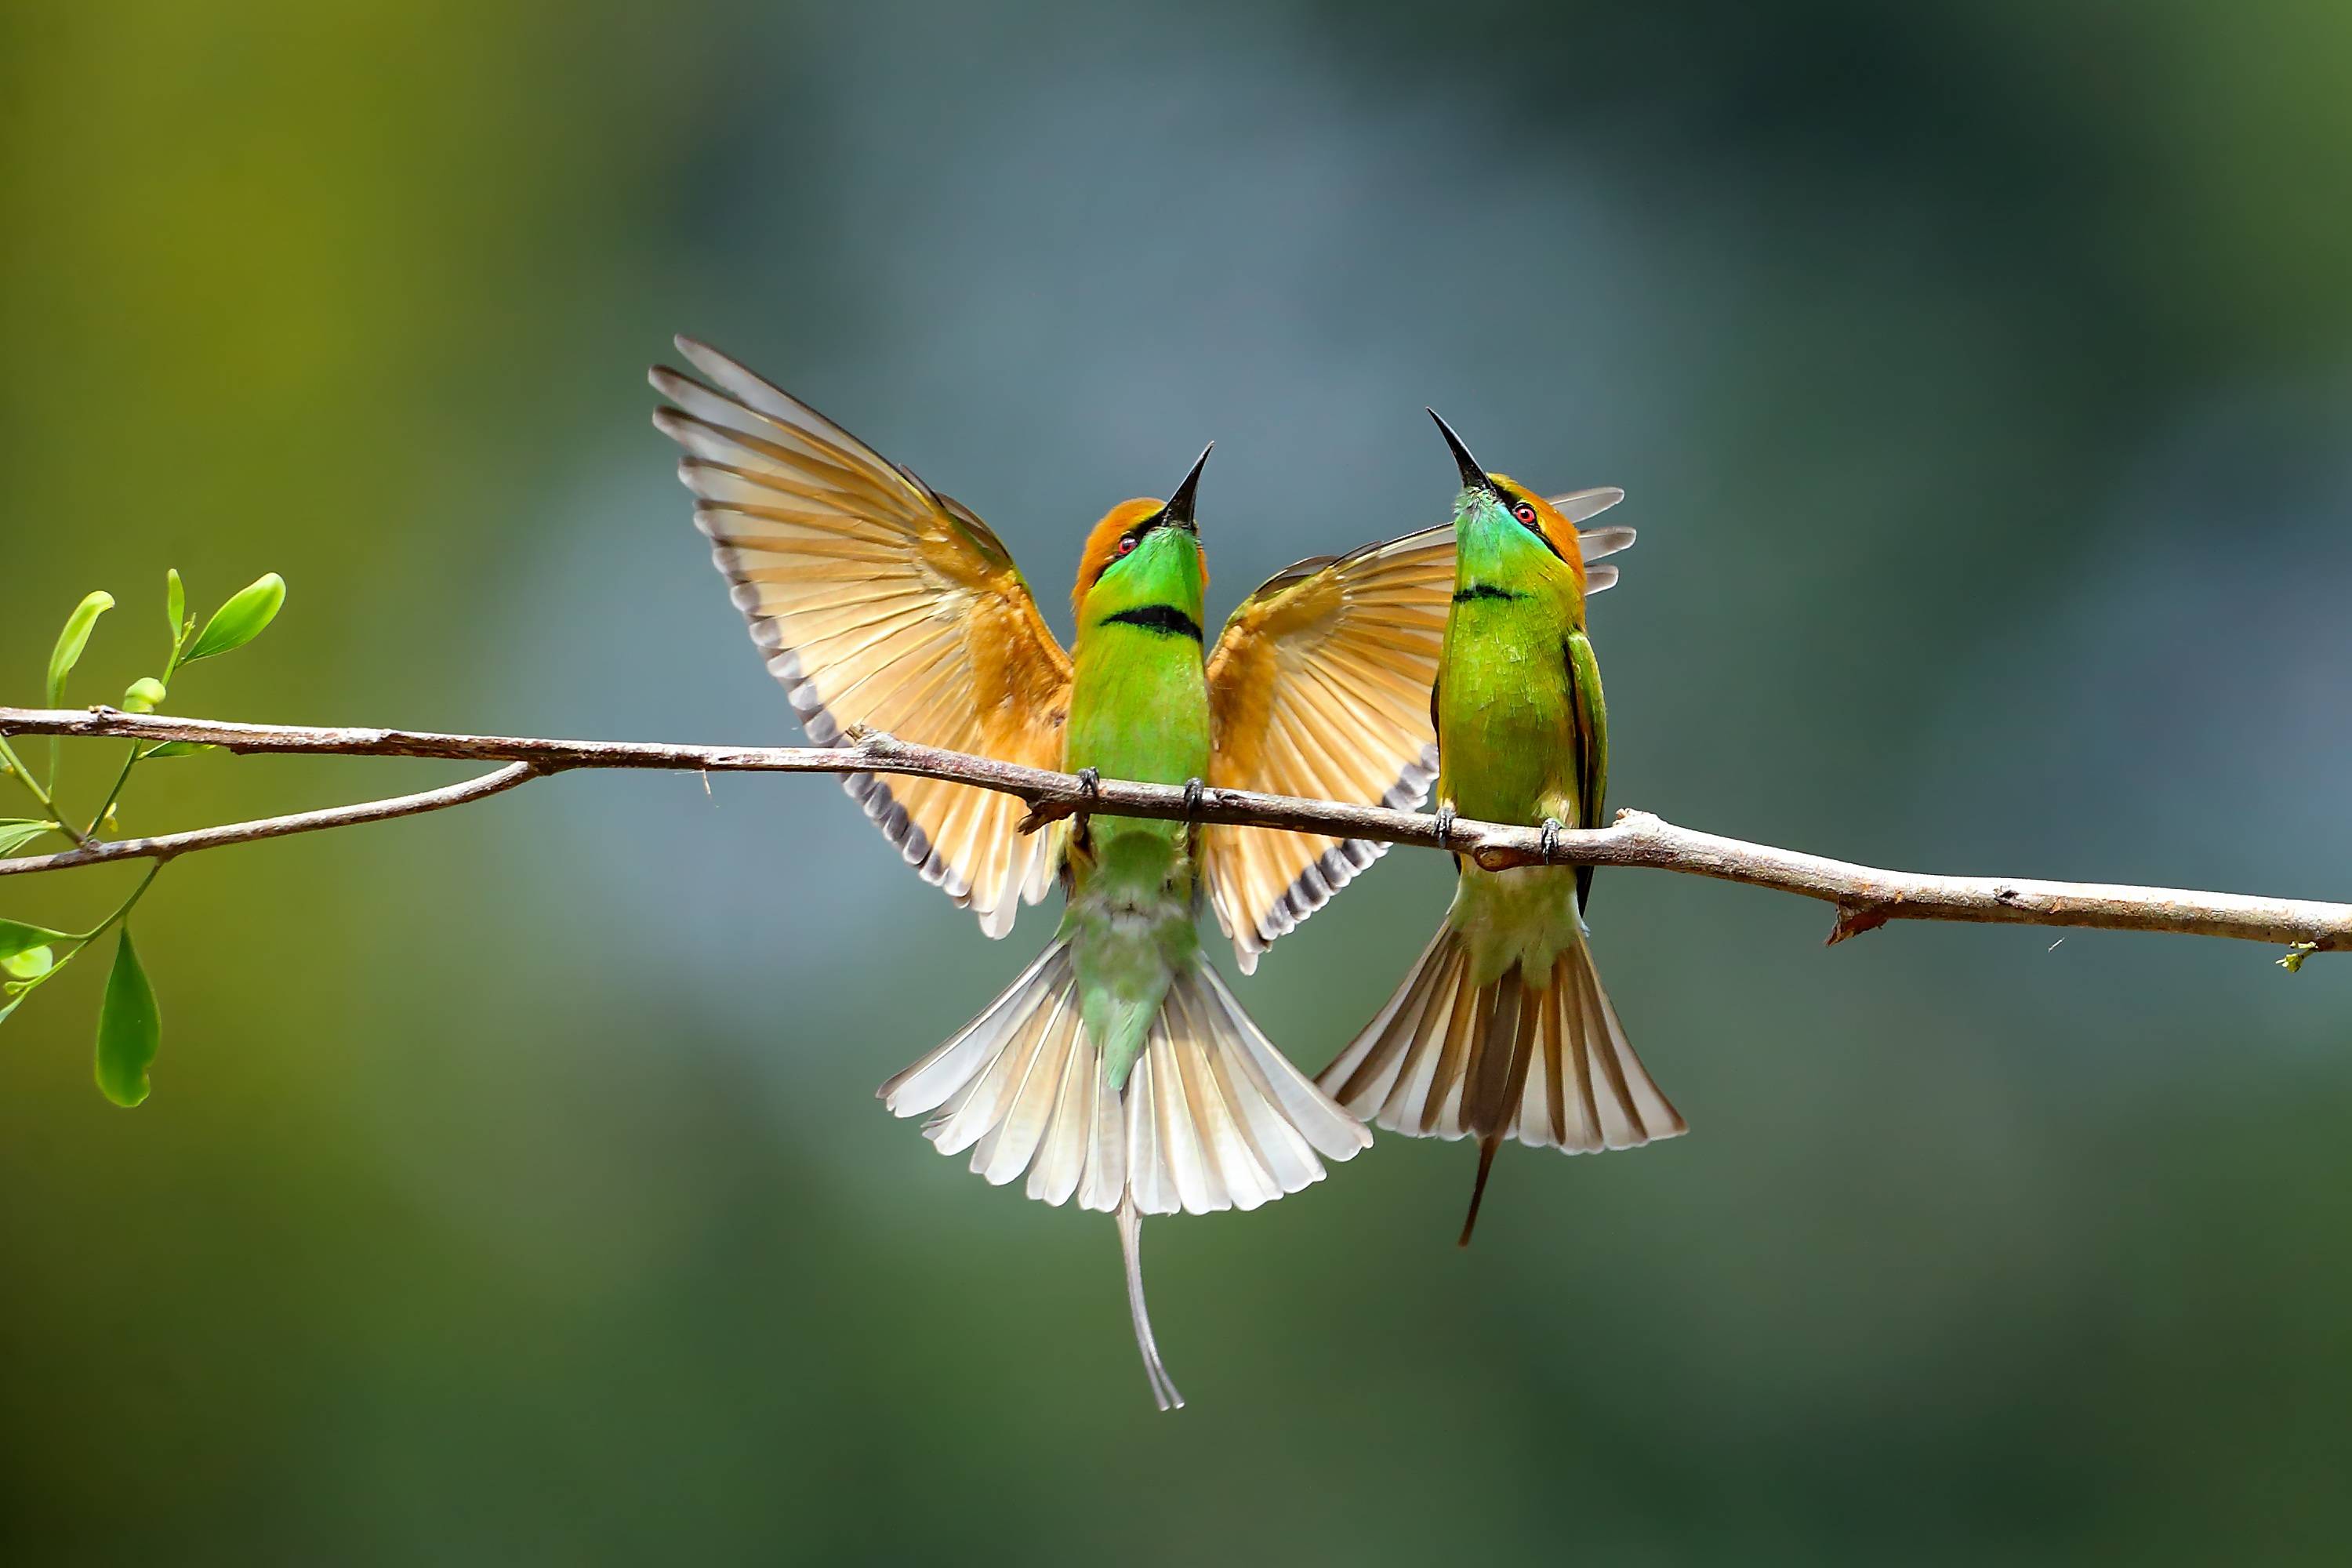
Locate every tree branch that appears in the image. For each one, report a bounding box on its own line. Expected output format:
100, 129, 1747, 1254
0, 760, 544, 876
1, 706, 2343, 956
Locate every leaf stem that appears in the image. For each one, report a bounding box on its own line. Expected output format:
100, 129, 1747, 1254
0, 863, 161, 1021
82, 745, 141, 840
82, 862, 163, 945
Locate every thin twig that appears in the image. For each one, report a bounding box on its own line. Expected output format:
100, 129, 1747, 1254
0, 750, 542, 876
0, 706, 2343, 956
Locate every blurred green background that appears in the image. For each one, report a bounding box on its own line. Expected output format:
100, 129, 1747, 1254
5, 2, 2351, 1561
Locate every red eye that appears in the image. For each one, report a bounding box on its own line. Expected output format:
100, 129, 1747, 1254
1116, 536, 1137, 555
1512, 501, 1539, 526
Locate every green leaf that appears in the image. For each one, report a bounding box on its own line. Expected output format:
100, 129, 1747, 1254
181, 572, 285, 663
0, 819, 54, 855
139, 741, 220, 760
121, 677, 167, 714
0, 984, 33, 1027
94, 929, 160, 1107
46, 590, 115, 706
0, 917, 71, 960
2, 945, 53, 981
166, 568, 186, 652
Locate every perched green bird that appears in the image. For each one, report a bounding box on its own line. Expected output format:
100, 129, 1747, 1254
1318, 412, 1684, 1246
651, 340, 1475, 1406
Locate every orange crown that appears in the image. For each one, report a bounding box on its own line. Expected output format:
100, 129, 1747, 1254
1491, 474, 1588, 589
1073, 498, 1203, 619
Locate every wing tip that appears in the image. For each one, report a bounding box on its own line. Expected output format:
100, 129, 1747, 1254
672, 335, 730, 378
1244, 834, 1392, 954
1549, 485, 1627, 524
843, 768, 1026, 935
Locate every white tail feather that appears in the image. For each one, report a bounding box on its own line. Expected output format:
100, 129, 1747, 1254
1318, 924, 1682, 1243
1320, 927, 1681, 1152
879, 940, 1369, 1405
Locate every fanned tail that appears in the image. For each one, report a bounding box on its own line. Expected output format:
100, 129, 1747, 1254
1316, 924, 1683, 1244
880, 941, 1368, 1406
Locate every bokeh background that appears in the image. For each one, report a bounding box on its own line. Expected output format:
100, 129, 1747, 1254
5, 2, 2351, 1561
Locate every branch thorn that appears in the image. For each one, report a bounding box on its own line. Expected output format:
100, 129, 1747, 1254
1826, 903, 1891, 946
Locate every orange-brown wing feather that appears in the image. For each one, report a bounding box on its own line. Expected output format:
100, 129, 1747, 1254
1201, 526, 1454, 972
651, 337, 1071, 938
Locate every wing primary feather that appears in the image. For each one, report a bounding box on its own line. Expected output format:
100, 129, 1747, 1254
653, 343, 1073, 938
1547, 487, 1624, 524
1577, 523, 1636, 561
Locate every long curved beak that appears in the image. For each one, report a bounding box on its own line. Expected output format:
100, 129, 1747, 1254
1159, 442, 1212, 532
1427, 408, 1501, 497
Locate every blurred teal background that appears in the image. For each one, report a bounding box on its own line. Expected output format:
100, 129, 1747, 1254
5, 2, 2351, 1561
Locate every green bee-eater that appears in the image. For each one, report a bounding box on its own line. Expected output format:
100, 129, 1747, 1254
1318, 412, 1685, 1246
651, 340, 1470, 1406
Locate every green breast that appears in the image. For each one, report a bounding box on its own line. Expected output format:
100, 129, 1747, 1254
1435, 590, 1578, 827
1064, 619, 1212, 881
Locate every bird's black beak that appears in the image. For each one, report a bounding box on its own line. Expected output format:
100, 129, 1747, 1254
1158, 442, 1212, 533
1427, 408, 1501, 498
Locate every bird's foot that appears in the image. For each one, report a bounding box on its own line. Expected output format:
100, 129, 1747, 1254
1180, 777, 1206, 820
1071, 766, 1102, 846
1539, 817, 1565, 866
1433, 803, 1457, 850
1018, 767, 1103, 838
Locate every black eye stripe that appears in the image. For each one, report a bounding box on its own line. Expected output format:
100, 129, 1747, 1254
1111, 512, 1200, 564
1502, 495, 1568, 561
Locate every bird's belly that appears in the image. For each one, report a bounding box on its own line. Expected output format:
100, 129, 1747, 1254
1438, 649, 1573, 827
1063, 639, 1210, 901
1063, 639, 1211, 789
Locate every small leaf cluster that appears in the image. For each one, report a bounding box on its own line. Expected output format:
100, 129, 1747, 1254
1, 569, 286, 1103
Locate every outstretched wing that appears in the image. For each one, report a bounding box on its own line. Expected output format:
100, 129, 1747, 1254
1201, 527, 1454, 972
652, 338, 1072, 938
1201, 495, 1637, 971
